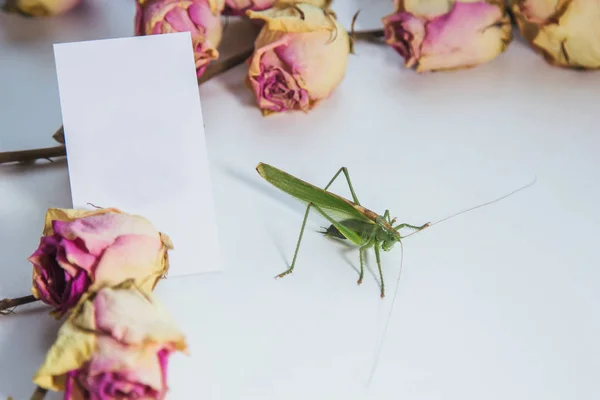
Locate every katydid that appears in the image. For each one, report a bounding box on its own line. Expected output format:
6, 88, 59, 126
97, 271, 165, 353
256, 162, 535, 298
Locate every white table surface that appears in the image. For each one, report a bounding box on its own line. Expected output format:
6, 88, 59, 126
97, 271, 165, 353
1, 1, 600, 399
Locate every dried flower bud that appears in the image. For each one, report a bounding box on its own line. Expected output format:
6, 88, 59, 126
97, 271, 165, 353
135, 0, 225, 77
29, 208, 172, 318
245, 3, 350, 115
33, 280, 188, 399
382, 0, 512, 72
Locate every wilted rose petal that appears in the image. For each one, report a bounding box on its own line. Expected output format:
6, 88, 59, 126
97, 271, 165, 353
383, 0, 512, 72
511, 0, 600, 69
223, 0, 331, 16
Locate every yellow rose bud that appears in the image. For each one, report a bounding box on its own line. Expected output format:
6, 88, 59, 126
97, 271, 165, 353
245, 2, 350, 115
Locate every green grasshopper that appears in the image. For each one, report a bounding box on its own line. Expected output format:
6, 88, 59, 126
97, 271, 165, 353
257, 162, 429, 298
256, 162, 535, 298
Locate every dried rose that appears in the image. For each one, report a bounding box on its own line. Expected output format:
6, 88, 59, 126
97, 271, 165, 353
223, 0, 331, 16
382, 0, 512, 72
33, 280, 188, 399
245, 3, 350, 115
28, 208, 173, 318
2, 0, 80, 17
135, 0, 225, 77
510, 0, 600, 69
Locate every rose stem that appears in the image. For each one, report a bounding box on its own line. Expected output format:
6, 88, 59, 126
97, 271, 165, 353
0, 146, 67, 165
352, 29, 384, 41
198, 46, 254, 84
29, 386, 47, 400
0, 295, 38, 314
0, 46, 254, 166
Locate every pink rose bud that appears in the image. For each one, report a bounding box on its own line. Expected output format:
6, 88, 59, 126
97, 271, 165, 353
245, 3, 351, 115
28, 208, 173, 318
33, 280, 188, 399
2, 0, 81, 17
134, 0, 225, 77
382, 0, 512, 72
223, 0, 331, 16
510, 0, 600, 69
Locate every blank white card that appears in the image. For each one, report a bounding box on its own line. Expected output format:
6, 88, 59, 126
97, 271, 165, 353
53, 32, 221, 276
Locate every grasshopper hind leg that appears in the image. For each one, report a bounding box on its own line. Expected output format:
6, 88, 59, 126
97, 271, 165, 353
277, 166, 361, 280
275, 203, 313, 279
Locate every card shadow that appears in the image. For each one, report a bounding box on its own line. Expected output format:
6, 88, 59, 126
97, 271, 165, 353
216, 163, 306, 216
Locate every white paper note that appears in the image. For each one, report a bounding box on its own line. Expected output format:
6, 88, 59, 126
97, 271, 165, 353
53, 32, 221, 276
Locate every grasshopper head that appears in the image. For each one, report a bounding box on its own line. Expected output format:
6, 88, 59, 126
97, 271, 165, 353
375, 216, 401, 251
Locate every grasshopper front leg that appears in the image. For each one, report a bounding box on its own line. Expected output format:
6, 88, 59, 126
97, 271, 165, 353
358, 243, 373, 285
374, 242, 385, 298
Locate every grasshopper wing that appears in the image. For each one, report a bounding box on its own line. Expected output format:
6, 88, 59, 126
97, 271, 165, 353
257, 163, 376, 245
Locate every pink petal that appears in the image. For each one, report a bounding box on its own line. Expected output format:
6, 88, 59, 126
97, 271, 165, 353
164, 5, 198, 33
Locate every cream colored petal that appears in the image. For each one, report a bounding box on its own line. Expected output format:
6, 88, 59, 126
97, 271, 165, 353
512, 0, 568, 22
279, 27, 350, 99
91, 282, 187, 351
247, 3, 335, 33
401, 0, 506, 18
532, 0, 600, 68
32, 321, 96, 391
9, 0, 80, 16
208, 0, 225, 14
400, 0, 453, 17
90, 235, 167, 293
275, 0, 332, 8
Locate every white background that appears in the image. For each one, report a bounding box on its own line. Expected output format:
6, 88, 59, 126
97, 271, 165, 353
1, 0, 599, 399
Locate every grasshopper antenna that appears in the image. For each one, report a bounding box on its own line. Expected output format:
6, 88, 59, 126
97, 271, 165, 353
403, 176, 537, 239
367, 240, 404, 387
367, 176, 537, 386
